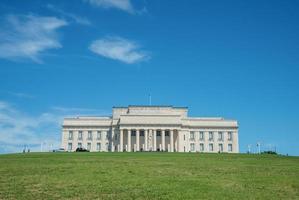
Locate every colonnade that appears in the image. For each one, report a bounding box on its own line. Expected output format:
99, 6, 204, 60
118, 129, 177, 152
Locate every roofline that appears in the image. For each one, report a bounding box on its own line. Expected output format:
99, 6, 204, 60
64, 116, 112, 119
184, 117, 238, 122
119, 114, 182, 117
113, 105, 188, 109
112, 106, 127, 108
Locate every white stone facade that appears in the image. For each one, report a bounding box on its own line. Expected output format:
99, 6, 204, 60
61, 106, 239, 153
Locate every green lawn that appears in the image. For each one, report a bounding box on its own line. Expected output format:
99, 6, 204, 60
0, 153, 298, 199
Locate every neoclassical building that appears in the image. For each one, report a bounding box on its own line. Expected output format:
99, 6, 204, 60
62, 105, 239, 153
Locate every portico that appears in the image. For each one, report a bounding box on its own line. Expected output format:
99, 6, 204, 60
119, 129, 178, 152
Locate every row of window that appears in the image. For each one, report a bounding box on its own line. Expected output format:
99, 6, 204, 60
119, 130, 172, 137
189, 143, 233, 152
68, 142, 233, 152
67, 142, 109, 151
68, 130, 234, 142
189, 131, 233, 141
68, 130, 109, 141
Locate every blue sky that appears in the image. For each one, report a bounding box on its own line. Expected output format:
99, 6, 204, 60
0, 0, 298, 155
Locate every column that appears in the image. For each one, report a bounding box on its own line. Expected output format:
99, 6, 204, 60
170, 130, 174, 152
175, 130, 179, 152
120, 129, 123, 152
144, 129, 148, 151
235, 131, 239, 153
162, 130, 165, 151
149, 129, 153, 150
127, 129, 131, 152
111, 129, 114, 152
136, 129, 140, 151
153, 130, 157, 151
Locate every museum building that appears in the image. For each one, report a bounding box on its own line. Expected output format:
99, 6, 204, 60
61, 105, 239, 153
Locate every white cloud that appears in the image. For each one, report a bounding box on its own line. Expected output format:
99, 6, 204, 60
46, 4, 91, 26
9, 92, 35, 99
89, 36, 149, 64
0, 14, 67, 62
85, 0, 135, 14
51, 106, 110, 115
0, 101, 111, 153
0, 101, 63, 153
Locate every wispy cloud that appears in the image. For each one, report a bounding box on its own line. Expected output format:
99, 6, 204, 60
51, 106, 107, 113
84, 0, 135, 14
89, 36, 149, 64
0, 101, 111, 153
0, 14, 67, 63
9, 92, 35, 99
46, 4, 91, 26
0, 101, 62, 153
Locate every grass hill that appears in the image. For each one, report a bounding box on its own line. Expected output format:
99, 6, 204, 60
0, 152, 298, 199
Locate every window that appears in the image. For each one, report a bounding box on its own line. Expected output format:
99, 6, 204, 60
78, 142, 82, 148
131, 130, 136, 137
68, 143, 72, 151
78, 131, 83, 140
97, 143, 101, 151
200, 143, 204, 152
68, 131, 73, 140
218, 132, 223, 141
87, 143, 91, 150
228, 132, 233, 141
88, 131, 92, 140
199, 131, 204, 141
209, 143, 213, 152
190, 143, 195, 151
228, 144, 233, 152
140, 130, 144, 137
156, 131, 161, 137
184, 134, 185, 141
97, 131, 101, 140
219, 144, 223, 152
190, 132, 195, 140
165, 131, 170, 137
209, 132, 214, 141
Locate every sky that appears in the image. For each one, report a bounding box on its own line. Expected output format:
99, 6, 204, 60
0, 0, 298, 155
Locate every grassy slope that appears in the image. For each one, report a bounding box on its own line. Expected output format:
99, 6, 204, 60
0, 153, 298, 200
